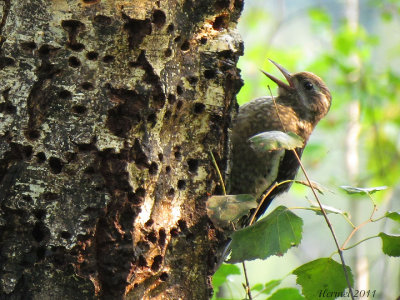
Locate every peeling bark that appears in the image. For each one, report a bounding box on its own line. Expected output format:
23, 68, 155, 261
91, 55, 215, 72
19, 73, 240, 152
0, 1, 243, 299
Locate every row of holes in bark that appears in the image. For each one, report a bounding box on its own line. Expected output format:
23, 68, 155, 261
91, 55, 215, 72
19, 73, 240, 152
91, 3, 231, 30
20, 41, 116, 64
136, 218, 190, 276
77, 100, 198, 141
39, 85, 205, 129
143, 219, 189, 241
17, 124, 202, 178
66, 51, 218, 80
64, 9, 226, 54
64, 11, 192, 54
94, 9, 167, 27
32, 147, 199, 177
19, 41, 110, 63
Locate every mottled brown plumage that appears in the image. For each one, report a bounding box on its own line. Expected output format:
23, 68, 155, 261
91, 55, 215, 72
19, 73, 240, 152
230, 60, 331, 223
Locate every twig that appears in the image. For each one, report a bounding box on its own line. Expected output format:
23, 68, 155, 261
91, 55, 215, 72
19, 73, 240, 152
209, 150, 252, 299
341, 194, 377, 249
249, 182, 278, 226
209, 151, 227, 196
293, 150, 355, 300
242, 261, 252, 300
248, 179, 293, 225
341, 218, 372, 250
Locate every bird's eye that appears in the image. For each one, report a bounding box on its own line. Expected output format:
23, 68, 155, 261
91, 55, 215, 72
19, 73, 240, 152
304, 81, 313, 90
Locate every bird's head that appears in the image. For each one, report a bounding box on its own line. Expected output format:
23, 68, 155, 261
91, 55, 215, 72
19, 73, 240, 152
261, 59, 332, 123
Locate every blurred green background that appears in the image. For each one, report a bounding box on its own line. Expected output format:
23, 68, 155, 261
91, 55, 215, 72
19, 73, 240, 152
217, 0, 400, 299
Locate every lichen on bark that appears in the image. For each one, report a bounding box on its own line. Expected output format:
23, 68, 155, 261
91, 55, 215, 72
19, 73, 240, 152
0, 0, 243, 299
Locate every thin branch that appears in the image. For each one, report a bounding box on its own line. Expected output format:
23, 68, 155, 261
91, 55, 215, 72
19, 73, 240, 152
341, 218, 372, 250
341, 194, 377, 249
248, 179, 293, 226
248, 182, 277, 226
268, 86, 354, 298
209, 151, 227, 196
242, 262, 252, 300
366, 192, 377, 207
293, 150, 355, 300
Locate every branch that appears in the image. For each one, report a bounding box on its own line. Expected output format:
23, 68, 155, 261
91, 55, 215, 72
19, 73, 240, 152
268, 87, 354, 298
292, 150, 355, 300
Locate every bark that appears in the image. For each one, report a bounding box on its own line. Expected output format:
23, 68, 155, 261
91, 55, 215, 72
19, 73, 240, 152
0, 1, 243, 299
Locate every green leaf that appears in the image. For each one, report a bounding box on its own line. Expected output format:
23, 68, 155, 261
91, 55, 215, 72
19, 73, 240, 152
228, 206, 303, 263
249, 131, 304, 152
379, 233, 400, 257
308, 8, 331, 25
340, 185, 387, 195
381, 11, 393, 22
251, 283, 264, 292
206, 194, 257, 228
293, 258, 353, 299
212, 264, 241, 295
267, 288, 305, 300
385, 211, 400, 223
262, 279, 282, 295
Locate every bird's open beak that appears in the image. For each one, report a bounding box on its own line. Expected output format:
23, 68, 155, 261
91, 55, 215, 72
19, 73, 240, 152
260, 59, 294, 90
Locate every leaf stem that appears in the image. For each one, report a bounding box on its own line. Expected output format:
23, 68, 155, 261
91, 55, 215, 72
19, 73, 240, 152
342, 235, 380, 251
342, 213, 356, 228
371, 214, 387, 222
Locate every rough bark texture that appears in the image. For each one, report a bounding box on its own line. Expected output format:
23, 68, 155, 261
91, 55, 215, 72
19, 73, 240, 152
0, 0, 243, 299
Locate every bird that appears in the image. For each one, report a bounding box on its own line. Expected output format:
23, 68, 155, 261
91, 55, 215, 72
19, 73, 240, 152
229, 59, 331, 226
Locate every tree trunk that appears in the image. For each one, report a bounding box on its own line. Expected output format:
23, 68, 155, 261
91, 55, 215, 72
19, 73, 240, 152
0, 1, 243, 299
